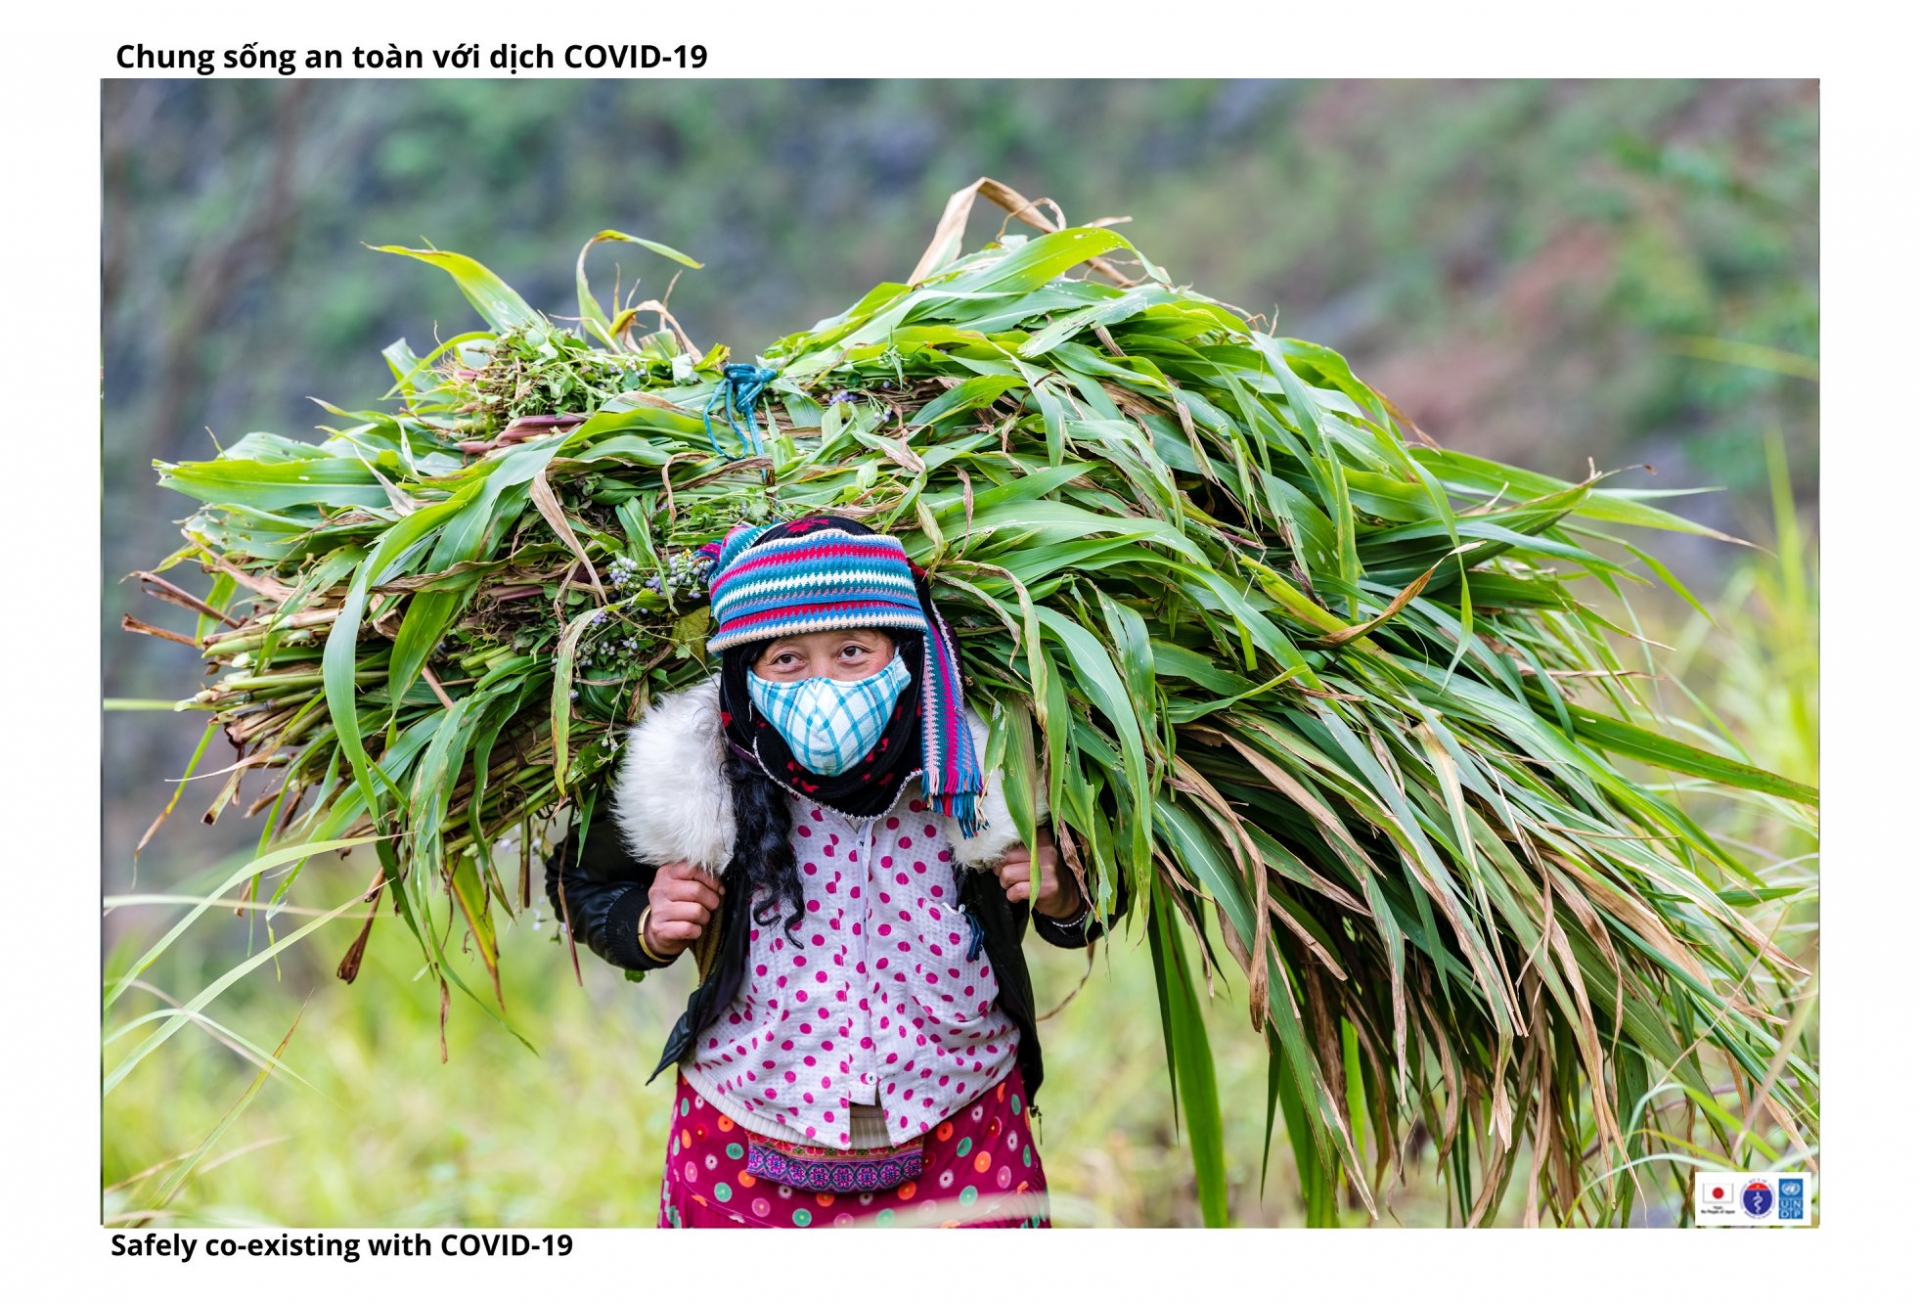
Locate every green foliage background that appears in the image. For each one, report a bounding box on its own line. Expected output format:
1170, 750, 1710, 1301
102, 78, 1817, 1227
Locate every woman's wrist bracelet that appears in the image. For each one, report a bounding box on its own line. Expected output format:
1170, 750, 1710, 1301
1039, 883, 1091, 927
636, 905, 676, 965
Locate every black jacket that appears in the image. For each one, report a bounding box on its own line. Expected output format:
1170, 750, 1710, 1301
547, 807, 1111, 1107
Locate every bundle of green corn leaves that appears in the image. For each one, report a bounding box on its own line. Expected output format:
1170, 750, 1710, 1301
130, 182, 1817, 1226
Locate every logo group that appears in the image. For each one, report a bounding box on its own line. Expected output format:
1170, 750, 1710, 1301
1693, 1171, 1812, 1226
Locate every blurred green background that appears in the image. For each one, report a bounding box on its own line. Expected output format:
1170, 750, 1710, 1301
102, 78, 1817, 1228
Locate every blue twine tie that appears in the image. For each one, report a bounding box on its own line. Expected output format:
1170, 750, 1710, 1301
703, 364, 780, 459
965, 908, 986, 962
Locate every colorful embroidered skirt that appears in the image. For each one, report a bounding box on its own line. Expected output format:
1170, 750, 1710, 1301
659, 1065, 1049, 1228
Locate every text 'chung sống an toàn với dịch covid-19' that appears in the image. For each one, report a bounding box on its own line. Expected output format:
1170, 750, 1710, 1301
111, 41, 707, 77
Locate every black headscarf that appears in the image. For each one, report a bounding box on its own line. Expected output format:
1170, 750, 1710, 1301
719, 627, 926, 818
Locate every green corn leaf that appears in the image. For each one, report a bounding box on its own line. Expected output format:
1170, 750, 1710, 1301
374, 244, 539, 332
575, 229, 703, 331
1149, 885, 1230, 1227
1566, 704, 1817, 803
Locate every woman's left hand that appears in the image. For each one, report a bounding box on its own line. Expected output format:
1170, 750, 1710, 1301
996, 826, 1082, 919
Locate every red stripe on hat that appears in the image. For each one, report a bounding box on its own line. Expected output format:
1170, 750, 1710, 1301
717, 539, 910, 586
716, 599, 923, 633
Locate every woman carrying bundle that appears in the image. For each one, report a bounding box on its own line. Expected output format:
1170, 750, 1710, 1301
549, 515, 1110, 1228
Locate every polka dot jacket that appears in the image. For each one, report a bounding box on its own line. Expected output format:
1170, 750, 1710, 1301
680, 787, 1022, 1149
545, 675, 1119, 1153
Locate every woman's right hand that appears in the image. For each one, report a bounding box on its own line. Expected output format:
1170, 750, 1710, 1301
643, 860, 725, 957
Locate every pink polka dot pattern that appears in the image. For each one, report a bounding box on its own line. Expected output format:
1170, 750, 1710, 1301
682, 792, 1019, 1149
659, 1067, 1049, 1228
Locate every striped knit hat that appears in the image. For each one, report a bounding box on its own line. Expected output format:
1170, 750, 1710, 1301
700, 517, 984, 835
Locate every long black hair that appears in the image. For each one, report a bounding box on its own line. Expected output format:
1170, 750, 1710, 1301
723, 741, 803, 937
719, 628, 926, 937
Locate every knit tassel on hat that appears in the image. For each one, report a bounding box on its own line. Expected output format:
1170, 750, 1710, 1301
910, 566, 983, 837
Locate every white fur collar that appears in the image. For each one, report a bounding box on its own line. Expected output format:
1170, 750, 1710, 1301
610, 676, 1038, 873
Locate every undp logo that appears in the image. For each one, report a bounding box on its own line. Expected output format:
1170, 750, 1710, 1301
1741, 1179, 1775, 1219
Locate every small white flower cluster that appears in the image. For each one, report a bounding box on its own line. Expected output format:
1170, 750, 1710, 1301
605, 548, 712, 603
576, 609, 642, 679
575, 602, 634, 688
605, 555, 648, 594
663, 549, 714, 596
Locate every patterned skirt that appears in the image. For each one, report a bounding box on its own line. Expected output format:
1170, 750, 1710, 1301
658, 1065, 1049, 1228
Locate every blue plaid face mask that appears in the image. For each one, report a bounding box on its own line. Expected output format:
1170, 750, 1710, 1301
747, 652, 912, 777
